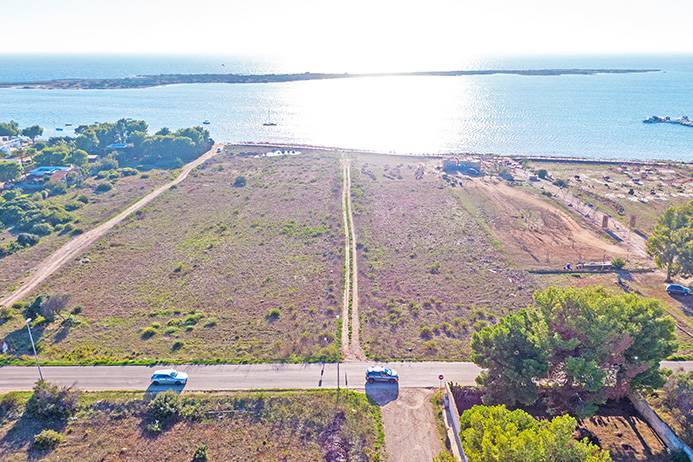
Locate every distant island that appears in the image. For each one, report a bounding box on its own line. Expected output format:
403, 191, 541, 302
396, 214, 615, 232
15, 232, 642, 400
0, 68, 659, 90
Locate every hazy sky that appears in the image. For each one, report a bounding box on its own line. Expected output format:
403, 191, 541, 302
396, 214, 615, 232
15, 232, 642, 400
2, 0, 691, 66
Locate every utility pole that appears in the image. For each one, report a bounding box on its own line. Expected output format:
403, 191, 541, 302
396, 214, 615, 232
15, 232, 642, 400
25, 318, 43, 381
336, 361, 340, 405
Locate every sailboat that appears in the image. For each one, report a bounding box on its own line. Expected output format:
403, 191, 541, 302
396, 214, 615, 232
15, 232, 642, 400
263, 109, 277, 126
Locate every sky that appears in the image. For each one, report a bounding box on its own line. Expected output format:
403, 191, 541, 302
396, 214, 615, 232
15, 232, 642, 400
1, 0, 692, 70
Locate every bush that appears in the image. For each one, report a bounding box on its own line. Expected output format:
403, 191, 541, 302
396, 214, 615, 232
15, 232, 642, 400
64, 201, 82, 211
147, 391, 181, 424
26, 380, 80, 421
0, 306, 13, 324
31, 222, 53, 236
419, 325, 433, 339
119, 167, 138, 176
193, 443, 209, 461
17, 233, 40, 247
0, 393, 22, 420
141, 326, 157, 339
265, 307, 281, 321
171, 340, 184, 351
45, 181, 67, 196
553, 178, 568, 188
537, 169, 549, 179
611, 257, 626, 269
232, 176, 246, 188
95, 182, 112, 193
33, 429, 65, 450
76, 194, 89, 203
433, 451, 456, 462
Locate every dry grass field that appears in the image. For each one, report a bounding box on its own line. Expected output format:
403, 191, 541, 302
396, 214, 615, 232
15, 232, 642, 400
0, 170, 173, 299
0, 148, 344, 364
0, 390, 383, 462
350, 154, 536, 361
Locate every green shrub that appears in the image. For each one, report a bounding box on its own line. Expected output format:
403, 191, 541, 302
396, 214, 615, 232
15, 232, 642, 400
64, 201, 82, 211
419, 325, 433, 339
33, 429, 65, 449
0, 306, 13, 324
266, 307, 281, 321
119, 167, 138, 176
0, 393, 22, 420
432, 451, 456, 462
611, 257, 626, 269
232, 175, 246, 187
193, 443, 208, 461
31, 222, 53, 236
76, 194, 89, 203
537, 169, 549, 179
145, 420, 162, 434
17, 233, 40, 247
171, 340, 184, 351
141, 326, 157, 339
95, 182, 112, 193
26, 380, 80, 421
203, 318, 218, 328
147, 391, 180, 423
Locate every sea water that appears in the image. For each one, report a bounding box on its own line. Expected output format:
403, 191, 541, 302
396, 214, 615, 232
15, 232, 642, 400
0, 54, 691, 161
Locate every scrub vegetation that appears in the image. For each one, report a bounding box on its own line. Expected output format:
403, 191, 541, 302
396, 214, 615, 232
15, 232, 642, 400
0, 148, 343, 364
350, 154, 535, 360
0, 387, 384, 462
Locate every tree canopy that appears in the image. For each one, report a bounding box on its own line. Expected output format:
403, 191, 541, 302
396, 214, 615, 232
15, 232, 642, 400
646, 201, 692, 281
21, 125, 43, 142
0, 120, 19, 137
459, 405, 612, 462
0, 161, 23, 182
472, 286, 676, 416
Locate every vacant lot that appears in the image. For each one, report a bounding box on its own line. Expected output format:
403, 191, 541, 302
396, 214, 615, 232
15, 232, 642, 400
0, 170, 173, 299
527, 161, 692, 235
0, 148, 344, 364
0, 389, 383, 462
351, 154, 535, 361
458, 176, 632, 269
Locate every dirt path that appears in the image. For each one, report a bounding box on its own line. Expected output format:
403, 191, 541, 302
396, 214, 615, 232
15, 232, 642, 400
0, 144, 223, 308
340, 158, 365, 361
376, 388, 443, 462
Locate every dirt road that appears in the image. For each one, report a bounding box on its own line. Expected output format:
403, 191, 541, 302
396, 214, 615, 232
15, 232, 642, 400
370, 387, 443, 462
0, 144, 223, 308
340, 158, 365, 360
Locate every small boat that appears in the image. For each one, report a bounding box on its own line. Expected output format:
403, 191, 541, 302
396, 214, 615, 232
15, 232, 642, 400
55, 127, 64, 131
65, 123, 72, 126
262, 109, 277, 126
202, 120, 211, 125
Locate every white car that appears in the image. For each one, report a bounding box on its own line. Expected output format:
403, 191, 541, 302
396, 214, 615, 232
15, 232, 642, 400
151, 369, 188, 386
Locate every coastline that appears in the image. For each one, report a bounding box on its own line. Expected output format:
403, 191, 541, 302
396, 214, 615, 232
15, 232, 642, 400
0, 68, 660, 90
234, 142, 692, 166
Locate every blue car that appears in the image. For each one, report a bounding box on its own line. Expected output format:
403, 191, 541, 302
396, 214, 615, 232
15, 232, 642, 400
365, 366, 399, 384
666, 284, 691, 296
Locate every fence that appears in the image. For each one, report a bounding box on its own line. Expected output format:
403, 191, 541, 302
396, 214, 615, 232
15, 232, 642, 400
628, 392, 692, 461
443, 382, 468, 462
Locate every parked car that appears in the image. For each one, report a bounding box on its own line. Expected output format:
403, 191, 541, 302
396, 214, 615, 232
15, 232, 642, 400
666, 284, 691, 296
365, 366, 399, 384
151, 369, 188, 386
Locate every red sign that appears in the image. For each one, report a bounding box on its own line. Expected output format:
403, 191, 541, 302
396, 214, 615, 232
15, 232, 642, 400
438, 374, 444, 381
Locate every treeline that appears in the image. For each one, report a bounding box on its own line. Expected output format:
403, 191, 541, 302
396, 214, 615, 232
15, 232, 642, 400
73, 119, 212, 168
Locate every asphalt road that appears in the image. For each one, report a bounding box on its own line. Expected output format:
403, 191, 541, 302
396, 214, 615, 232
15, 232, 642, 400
0, 361, 690, 392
